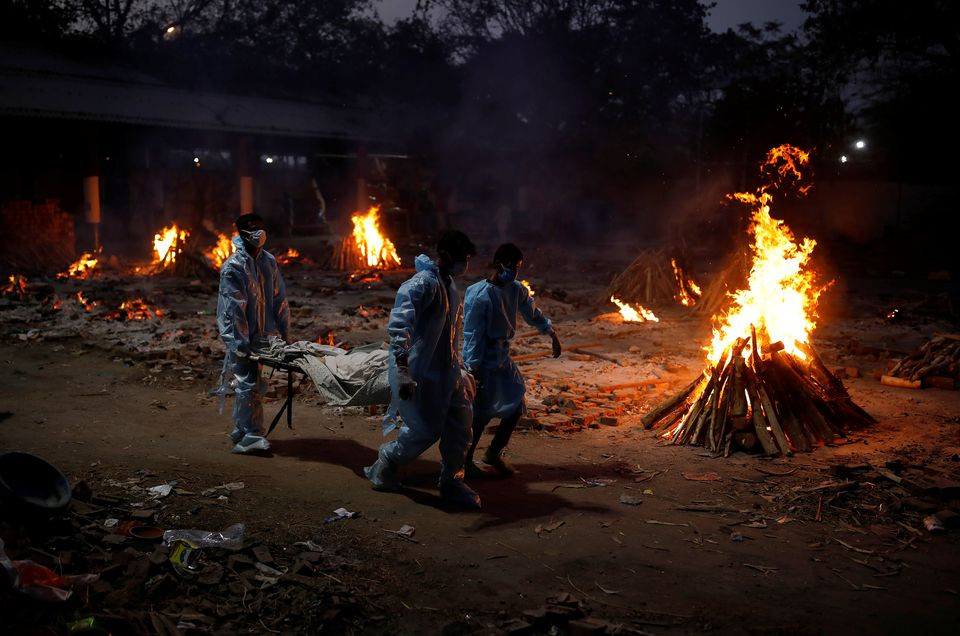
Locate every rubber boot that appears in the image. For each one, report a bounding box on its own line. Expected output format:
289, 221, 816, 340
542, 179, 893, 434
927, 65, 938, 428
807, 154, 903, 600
231, 434, 271, 454
364, 452, 402, 492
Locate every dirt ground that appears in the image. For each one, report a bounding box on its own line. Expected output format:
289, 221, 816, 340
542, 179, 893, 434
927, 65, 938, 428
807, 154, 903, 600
2, 251, 960, 635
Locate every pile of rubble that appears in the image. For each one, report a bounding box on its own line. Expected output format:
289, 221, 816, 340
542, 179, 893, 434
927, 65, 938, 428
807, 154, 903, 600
1, 466, 380, 634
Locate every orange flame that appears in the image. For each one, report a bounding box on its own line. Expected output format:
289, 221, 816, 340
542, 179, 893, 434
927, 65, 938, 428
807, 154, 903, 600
153, 225, 189, 268
611, 296, 659, 322
520, 279, 535, 296
106, 298, 163, 321
204, 233, 235, 269
60, 250, 100, 279
670, 258, 701, 306
76, 291, 98, 311
351, 206, 401, 269
706, 144, 823, 365
276, 247, 301, 265
4, 274, 28, 298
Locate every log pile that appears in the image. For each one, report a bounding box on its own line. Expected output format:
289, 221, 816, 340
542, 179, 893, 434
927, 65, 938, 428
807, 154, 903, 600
607, 250, 700, 307
332, 236, 367, 271
642, 328, 874, 456
883, 335, 960, 390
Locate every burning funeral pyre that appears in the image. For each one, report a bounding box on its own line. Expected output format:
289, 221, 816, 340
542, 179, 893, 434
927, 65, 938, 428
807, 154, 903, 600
332, 206, 402, 273
642, 145, 874, 456
608, 249, 701, 308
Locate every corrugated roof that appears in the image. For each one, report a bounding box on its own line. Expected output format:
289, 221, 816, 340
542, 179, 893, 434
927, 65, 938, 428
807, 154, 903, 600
0, 45, 374, 140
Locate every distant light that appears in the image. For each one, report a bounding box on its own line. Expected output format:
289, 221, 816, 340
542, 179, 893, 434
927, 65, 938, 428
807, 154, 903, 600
265, 157, 274, 164
193, 156, 200, 166
840, 155, 848, 163
163, 25, 179, 40
166, 26, 177, 34
855, 139, 866, 149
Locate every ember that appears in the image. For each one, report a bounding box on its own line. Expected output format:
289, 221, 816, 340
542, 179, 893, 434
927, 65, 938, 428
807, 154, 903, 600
105, 298, 164, 321
643, 145, 873, 455
60, 249, 101, 279
76, 291, 98, 311
521, 279, 535, 296
610, 296, 658, 322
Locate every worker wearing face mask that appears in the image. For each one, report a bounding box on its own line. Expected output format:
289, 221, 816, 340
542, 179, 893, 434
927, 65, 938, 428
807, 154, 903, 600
364, 230, 482, 508
215, 213, 290, 454
462, 243, 561, 476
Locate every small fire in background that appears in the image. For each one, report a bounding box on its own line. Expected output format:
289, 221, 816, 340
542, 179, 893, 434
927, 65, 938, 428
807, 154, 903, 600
105, 298, 164, 321
153, 225, 189, 269
76, 291, 99, 311
276, 247, 301, 265
204, 233, 235, 269
351, 206, 401, 269
60, 249, 101, 279
670, 258, 701, 306
521, 279, 535, 296
4, 274, 28, 298
316, 329, 336, 346
610, 296, 659, 322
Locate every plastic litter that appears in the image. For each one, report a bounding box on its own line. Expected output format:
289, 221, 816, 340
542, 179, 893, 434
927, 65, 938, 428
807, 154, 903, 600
163, 523, 245, 549
0, 538, 98, 602
324, 507, 357, 523
147, 481, 177, 498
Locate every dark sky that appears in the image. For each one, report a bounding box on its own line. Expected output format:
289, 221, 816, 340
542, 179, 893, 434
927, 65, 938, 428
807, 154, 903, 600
375, 0, 807, 33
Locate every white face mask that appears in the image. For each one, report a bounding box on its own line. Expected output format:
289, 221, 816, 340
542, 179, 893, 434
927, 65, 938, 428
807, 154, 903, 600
242, 229, 266, 248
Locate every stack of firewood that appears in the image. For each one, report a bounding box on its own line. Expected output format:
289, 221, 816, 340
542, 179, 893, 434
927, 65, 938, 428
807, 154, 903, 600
332, 236, 366, 271
883, 335, 960, 390
607, 250, 699, 306
643, 328, 874, 456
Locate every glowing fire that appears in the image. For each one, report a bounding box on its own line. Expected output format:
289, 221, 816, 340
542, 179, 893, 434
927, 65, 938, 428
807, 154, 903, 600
276, 247, 301, 265
204, 233, 235, 269
351, 206, 401, 269
611, 296, 659, 322
153, 225, 189, 268
671, 258, 701, 306
706, 144, 823, 365
4, 274, 28, 298
76, 291, 99, 311
521, 280, 535, 296
60, 250, 100, 279
106, 298, 163, 321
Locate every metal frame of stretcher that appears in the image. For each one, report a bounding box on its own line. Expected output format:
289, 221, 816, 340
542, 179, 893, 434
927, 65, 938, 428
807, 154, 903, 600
248, 354, 305, 437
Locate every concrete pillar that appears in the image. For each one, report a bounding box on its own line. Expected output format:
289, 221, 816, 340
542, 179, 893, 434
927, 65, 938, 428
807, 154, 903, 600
84, 133, 101, 249
237, 137, 255, 215
239, 176, 254, 215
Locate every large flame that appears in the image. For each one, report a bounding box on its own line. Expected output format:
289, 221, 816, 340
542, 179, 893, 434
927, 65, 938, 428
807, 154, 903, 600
611, 296, 659, 322
706, 144, 823, 365
60, 250, 100, 279
153, 225, 189, 268
204, 233, 235, 269
351, 206, 401, 269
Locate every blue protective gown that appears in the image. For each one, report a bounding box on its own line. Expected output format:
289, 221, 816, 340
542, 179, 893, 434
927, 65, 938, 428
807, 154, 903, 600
215, 236, 290, 436
462, 279, 552, 418
380, 254, 475, 483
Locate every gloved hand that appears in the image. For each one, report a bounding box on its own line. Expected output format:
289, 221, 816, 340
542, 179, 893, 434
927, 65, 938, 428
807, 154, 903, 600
397, 366, 417, 400
550, 330, 562, 358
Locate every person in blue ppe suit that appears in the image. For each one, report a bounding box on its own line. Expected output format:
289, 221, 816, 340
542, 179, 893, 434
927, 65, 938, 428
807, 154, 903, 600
462, 243, 561, 477
364, 230, 482, 509
215, 213, 290, 454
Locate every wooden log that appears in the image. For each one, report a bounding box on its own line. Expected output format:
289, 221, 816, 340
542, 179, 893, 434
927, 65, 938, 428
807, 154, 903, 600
881, 375, 922, 389
709, 368, 733, 452
513, 342, 603, 362
924, 376, 957, 390
597, 378, 672, 391
769, 353, 835, 446
743, 366, 780, 455
734, 431, 757, 450
641, 373, 705, 429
